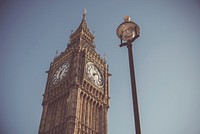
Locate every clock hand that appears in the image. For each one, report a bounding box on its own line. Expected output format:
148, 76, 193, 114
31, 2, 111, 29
93, 73, 97, 76
59, 70, 63, 78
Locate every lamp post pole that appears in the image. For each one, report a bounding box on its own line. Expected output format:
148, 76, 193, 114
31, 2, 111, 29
117, 16, 141, 134
127, 41, 141, 134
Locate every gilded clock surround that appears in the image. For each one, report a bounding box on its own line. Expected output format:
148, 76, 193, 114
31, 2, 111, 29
38, 10, 110, 134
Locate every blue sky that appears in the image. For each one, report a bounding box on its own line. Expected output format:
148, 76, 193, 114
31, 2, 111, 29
0, 0, 200, 134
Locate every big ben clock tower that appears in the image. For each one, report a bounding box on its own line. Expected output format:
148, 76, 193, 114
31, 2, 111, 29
38, 10, 110, 134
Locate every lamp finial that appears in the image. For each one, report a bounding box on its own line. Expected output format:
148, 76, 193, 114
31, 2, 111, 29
124, 16, 131, 22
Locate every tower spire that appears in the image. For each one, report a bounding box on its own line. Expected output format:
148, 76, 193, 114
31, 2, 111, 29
82, 8, 87, 20
68, 9, 95, 49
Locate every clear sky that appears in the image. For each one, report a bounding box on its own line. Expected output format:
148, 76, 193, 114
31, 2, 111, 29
0, 0, 200, 134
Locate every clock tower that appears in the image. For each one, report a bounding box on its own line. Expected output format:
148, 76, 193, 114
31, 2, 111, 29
38, 10, 110, 134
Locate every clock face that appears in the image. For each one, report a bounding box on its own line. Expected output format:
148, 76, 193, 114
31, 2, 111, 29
85, 62, 104, 87
52, 62, 70, 84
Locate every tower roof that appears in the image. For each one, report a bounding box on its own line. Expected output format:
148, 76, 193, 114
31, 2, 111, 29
69, 9, 95, 42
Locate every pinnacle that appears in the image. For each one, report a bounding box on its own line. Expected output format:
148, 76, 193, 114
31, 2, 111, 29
82, 8, 87, 20
70, 9, 94, 40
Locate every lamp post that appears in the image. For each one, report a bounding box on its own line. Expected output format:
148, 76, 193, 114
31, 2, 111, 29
116, 16, 141, 134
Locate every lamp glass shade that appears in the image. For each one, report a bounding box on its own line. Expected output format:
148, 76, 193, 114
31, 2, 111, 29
116, 21, 140, 41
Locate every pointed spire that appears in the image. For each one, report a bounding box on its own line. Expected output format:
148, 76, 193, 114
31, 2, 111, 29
68, 9, 95, 49
82, 8, 87, 20
70, 9, 94, 37
79, 8, 88, 30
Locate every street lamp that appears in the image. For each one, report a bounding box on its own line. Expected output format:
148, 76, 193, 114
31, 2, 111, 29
116, 16, 141, 134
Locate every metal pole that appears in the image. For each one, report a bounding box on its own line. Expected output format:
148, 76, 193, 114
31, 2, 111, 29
127, 41, 141, 134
